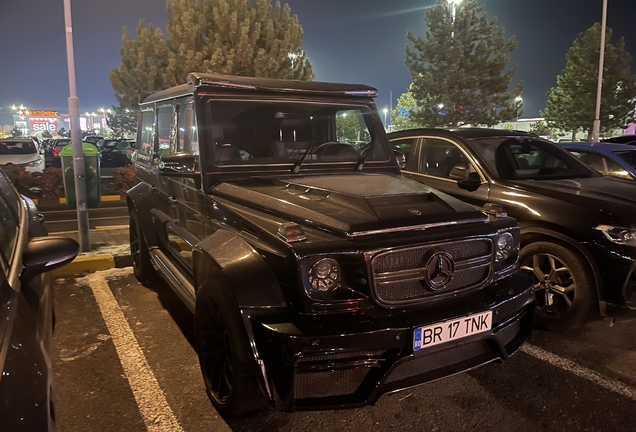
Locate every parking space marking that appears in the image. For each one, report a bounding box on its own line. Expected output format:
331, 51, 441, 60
522, 344, 636, 401
81, 269, 184, 432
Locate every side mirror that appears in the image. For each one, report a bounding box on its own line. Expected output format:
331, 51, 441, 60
450, 163, 482, 191
21, 236, 79, 282
159, 151, 197, 174
394, 150, 406, 170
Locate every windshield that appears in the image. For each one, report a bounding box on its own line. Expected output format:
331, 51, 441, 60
0, 140, 37, 155
614, 150, 636, 170
468, 136, 596, 180
203, 98, 388, 166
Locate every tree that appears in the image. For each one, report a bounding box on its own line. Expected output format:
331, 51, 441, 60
405, 0, 522, 128
106, 105, 139, 139
390, 85, 422, 131
110, 0, 314, 108
57, 128, 70, 138
542, 23, 636, 139
10, 127, 23, 137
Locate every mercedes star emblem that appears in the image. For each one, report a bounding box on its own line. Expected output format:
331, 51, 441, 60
422, 250, 455, 290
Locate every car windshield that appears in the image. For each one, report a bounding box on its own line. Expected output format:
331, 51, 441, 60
0, 140, 37, 155
467, 136, 596, 180
614, 150, 636, 170
203, 98, 388, 166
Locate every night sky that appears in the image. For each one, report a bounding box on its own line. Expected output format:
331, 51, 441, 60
0, 0, 634, 126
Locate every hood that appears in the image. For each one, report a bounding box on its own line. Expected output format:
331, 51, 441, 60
0, 153, 40, 165
212, 173, 488, 237
513, 176, 636, 222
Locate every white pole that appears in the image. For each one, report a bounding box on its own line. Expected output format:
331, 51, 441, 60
63, 0, 90, 251
592, 0, 608, 142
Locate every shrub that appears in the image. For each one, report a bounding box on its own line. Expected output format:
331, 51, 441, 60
2, 166, 65, 199
111, 165, 137, 194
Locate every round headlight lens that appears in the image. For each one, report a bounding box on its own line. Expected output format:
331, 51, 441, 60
496, 232, 514, 260
308, 258, 340, 292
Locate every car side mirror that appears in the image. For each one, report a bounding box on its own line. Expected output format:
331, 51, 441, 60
394, 150, 406, 169
159, 151, 197, 174
450, 163, 482, 191
21, 236, 79, 282
158, 151, 201, 188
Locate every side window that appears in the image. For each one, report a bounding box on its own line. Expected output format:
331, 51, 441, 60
138, 110, 155, 161
420, 139, 469, 179
575, 151, 606, 173
605, 158, 631, 178
157, 106, 175, 156
391, 138, 418, 171
0, 196, 18, 269
177, 101, 199, 156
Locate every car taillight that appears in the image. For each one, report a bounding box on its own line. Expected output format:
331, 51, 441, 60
53, 147, 60, 157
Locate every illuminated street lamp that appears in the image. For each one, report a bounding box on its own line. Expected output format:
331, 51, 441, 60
383, 108, 388, 127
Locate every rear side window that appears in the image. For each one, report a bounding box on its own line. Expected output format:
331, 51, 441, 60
157, 106, 175, 156
138, 111, 155, 160
391, 138, 418, 171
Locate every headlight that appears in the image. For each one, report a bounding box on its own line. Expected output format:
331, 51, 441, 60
595, 225, 636, 246
496, 232, 514, 260
493, 228, 520, 280
308, 258, 341, 292
26, 158, 43, 167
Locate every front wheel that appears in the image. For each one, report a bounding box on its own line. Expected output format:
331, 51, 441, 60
195, 283, 266, 417
129, 209, 159, 285
519, 241, 597, 332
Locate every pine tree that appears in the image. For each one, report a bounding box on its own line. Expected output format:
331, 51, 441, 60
111, 0, 313, 107
109, 20, 170, 108
106, 106, 139, 139
390, 84, 422, 131
405, 0, 522, 128
542, 23, 636, 138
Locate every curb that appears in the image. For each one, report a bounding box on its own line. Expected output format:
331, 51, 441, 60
33, 194, 125, 207
52, 253, 133, 277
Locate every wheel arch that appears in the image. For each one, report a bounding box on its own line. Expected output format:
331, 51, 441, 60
520, 224, 606, 312
126, 182, 158, 248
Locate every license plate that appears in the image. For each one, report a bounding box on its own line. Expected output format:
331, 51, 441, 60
413, 310, 493, 352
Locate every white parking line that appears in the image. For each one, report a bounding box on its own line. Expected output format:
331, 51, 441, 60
521, 344, 636, 401
81, 269, 184, 432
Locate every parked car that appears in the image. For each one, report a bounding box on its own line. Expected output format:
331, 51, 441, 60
128, 73, 535, 416
561, 142, 636, 180
388, 128, 636, 332
0, 168, 79, 431
0, 137, 45, 174
96, 139, 131, 167
83, 135, 104, 145
601, 134, 636, 145
49, 138, 71, 167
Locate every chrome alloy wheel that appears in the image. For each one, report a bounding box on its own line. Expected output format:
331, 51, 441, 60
520, 253, 576, 319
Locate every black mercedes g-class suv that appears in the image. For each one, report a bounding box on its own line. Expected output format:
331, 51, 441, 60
127, 73, 535, 416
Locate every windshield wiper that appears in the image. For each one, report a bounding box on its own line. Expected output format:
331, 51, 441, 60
291, 141, 318, 173
356, 141, 375, 172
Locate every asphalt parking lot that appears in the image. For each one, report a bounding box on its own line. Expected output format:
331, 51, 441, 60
53, 269, 636, 432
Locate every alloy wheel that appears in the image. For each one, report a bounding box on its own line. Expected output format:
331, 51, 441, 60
197, 302, 233, 404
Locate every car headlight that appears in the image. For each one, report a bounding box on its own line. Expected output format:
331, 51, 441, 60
495, 231, 514, 260
493, 228, 520, 279
26, 158, 43, 167
308, 258, 341, 292
595, 225, 636, 246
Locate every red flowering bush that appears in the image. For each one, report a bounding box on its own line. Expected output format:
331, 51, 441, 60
111, 164, 138, 194
2, 166, 65, 198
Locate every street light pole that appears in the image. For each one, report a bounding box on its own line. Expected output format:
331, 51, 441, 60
592, 0, 608, 142
63, 0, 90, 251
383, 108, 388, 129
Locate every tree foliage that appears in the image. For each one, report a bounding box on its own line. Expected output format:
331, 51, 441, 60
405, 0, 522, 128
110, 0, 314, 108
390, 85, 422, 131
542, 23, 636, 137
106, 105, 139, 139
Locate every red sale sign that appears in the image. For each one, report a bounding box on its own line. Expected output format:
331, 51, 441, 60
29, 117, 59, 133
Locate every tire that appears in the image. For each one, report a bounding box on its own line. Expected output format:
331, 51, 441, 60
519, 241, 597, 332
129, 209, 159, 285
195, 282, 266, 417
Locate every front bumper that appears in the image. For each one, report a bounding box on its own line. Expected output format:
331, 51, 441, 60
249, 274, 535, 412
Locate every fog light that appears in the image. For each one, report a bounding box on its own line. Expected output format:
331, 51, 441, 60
308, 258, 340, 292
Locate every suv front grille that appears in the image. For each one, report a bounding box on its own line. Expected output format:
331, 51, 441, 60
370, 238, 492, 305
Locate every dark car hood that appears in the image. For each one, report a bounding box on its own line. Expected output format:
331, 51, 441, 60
212, 173, 488, 237
512, 176, 636, 220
